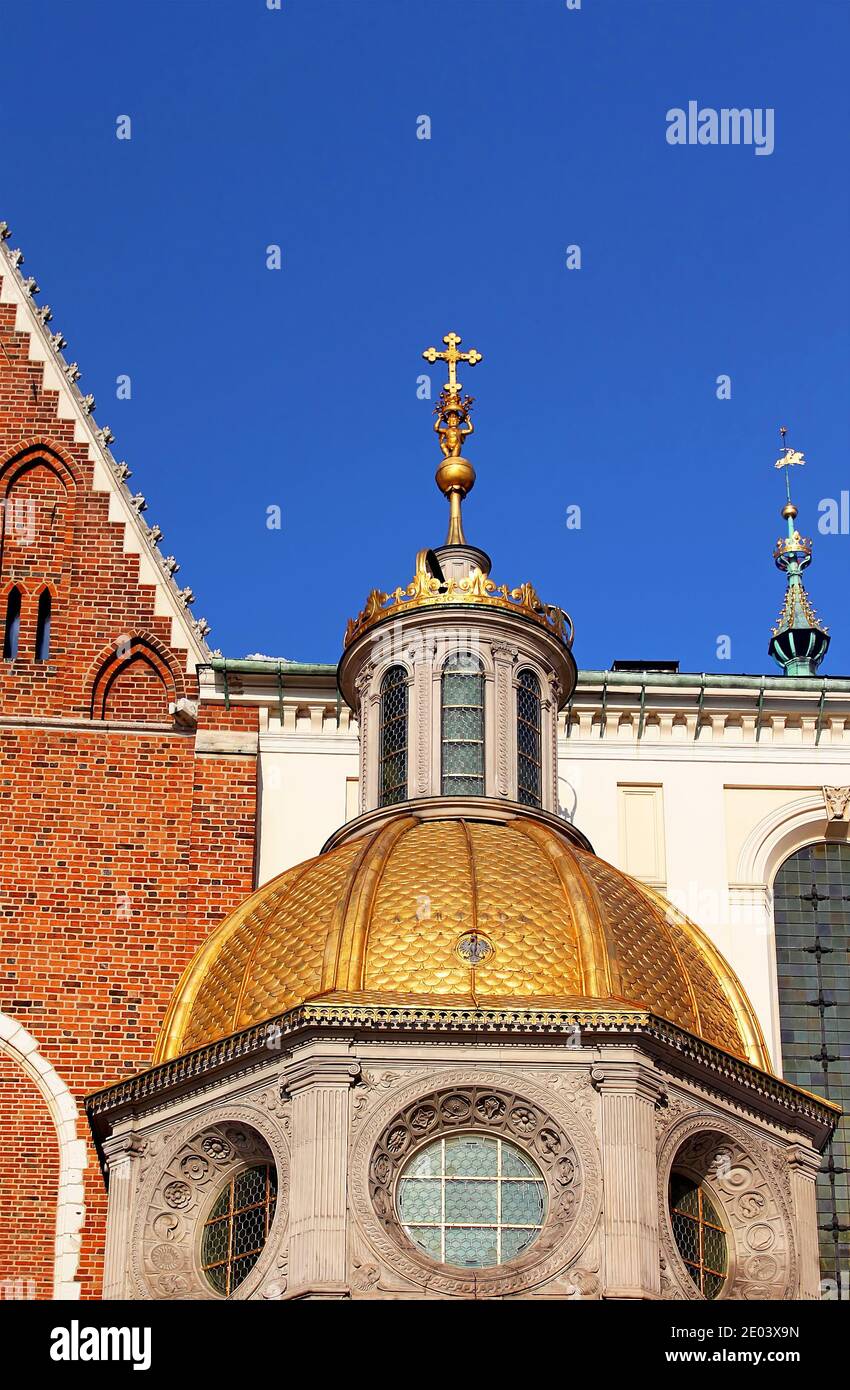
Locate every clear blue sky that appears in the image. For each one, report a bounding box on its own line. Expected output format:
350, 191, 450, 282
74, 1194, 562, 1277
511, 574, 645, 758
4, 0, 848, 673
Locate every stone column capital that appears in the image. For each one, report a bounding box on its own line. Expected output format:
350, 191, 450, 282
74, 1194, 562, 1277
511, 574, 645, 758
284, 1055, 361, 1096
102, 1129, 148, 1169
783, 1142, 822, 1179
590, 1061, 665, 1105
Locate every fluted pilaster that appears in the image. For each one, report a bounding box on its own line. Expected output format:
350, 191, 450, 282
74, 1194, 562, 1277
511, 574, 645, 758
785, 1144, 823, 1299
101, 1130, 146, 1299
593, 1062, 663, 1299
285, 1050, 359, 1298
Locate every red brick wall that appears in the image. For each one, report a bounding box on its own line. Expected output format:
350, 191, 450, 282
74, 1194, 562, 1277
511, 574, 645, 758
0, 1052, 58, 1300
0, 268, 259, 1297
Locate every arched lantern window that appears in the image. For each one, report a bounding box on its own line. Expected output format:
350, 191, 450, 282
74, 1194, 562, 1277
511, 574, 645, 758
516, 669, 542, 807
379, 665, 408, 806
441, 653, 485, 796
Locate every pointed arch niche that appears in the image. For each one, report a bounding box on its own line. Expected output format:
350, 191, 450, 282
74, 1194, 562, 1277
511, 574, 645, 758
86, 633, 183, 722
0, 440, 79, 669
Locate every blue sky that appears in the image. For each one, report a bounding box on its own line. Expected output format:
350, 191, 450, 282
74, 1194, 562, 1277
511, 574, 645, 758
3, 0, 848, 673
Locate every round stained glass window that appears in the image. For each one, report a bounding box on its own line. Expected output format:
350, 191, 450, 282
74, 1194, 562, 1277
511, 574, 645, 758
201, 1163, 277, 1297
669, 1172, 728, 1299
397, 1134, 547, 1268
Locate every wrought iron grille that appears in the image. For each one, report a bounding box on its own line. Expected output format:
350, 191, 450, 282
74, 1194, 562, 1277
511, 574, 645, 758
379, 665, 408, 806
774, 842, 850, 1288
441, 653, 485, 796
398, 1134, 546, 1267
669, 1173, 727, 1298
517, 669, 542, 807
201, 1162, 277, 1296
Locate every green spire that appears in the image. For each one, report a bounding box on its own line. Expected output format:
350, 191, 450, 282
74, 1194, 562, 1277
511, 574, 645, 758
768, 428, 829, 677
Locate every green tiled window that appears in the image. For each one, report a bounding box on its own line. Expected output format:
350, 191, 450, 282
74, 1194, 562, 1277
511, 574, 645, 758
774, 842, 850, 1288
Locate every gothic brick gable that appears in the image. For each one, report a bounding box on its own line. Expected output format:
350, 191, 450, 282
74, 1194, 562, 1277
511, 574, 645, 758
0, 228, 258, 1298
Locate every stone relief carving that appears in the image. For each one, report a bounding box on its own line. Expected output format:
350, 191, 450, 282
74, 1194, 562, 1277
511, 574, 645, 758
131, 1103, 290, 1301
657, 1115, 798, 1302
257, 1082, 292, 1139
538, 1070, 596, 1124
351, 1069, 406, 1130
654, 1088, 700, 1139
349, 1069, 601, 1299
823, 785, 850, 821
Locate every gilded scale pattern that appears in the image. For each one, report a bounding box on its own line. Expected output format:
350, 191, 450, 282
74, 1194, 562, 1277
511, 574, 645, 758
156, 816, 768, 1070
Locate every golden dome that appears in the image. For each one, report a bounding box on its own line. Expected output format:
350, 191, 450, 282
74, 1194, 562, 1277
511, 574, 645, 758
155, 810, 769, 1069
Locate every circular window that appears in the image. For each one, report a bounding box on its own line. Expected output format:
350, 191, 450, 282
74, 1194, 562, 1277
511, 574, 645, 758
201, 1162, 277, 1296
397, 1134, 547, 1268
669, 1172, 728, 1299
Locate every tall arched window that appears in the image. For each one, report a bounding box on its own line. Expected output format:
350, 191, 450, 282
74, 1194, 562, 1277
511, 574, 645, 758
201, 1163, 277, 1296
442, 653, 485, 796
35, 588, 51, 661
3, 587, 21, 659
669, 1173, 727, 1299
774, 842, 850, 1288
517, 669, 542, 808
378, 665, 408, 806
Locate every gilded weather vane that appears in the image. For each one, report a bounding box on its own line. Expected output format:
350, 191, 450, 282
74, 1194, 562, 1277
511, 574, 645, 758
774, 425, 806, 501
422, 332, 483, 544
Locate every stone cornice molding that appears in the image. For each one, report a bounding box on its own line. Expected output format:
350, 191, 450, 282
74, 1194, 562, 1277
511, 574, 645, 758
85, 1002, 839, 1167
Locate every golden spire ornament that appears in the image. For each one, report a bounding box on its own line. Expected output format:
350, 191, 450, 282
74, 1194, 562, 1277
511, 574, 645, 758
422, 331, 483, 545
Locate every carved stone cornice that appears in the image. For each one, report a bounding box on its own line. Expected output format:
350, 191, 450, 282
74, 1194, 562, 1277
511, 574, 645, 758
86, 1001, 839, 1161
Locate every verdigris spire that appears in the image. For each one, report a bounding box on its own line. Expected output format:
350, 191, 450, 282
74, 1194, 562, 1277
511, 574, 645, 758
422, 331, 482, 545
768, 427, 829, 677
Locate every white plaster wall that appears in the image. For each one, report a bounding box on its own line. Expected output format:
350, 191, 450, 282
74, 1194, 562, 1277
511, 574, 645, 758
257, 732, 359, 884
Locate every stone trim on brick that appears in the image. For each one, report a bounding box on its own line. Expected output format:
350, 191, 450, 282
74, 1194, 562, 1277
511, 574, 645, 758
0, 1013, 87, 1299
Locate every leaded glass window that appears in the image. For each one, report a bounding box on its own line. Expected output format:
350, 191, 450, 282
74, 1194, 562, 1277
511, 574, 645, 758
517, 669, 542, 807
441, 653, 485, 796
774, 842, 850, 1288
669, 1173, 727, 1298
397, 1134, 546, 1267
379, 665, 408, 806
201, 1163, 277, 1296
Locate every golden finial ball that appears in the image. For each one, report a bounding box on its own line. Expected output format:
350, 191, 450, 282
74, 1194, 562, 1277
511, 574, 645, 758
436, 456, 476, 498
782, 503, 798, 520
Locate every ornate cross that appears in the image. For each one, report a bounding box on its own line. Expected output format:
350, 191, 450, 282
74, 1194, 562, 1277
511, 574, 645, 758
422, 331, 482, 396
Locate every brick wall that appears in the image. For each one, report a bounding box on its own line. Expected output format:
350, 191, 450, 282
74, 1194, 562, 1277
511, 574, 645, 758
0, 1053, 58, 1300
0, 268, 258, 1298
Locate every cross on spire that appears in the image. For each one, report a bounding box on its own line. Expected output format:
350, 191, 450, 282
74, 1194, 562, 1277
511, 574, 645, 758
422, 331, 482, 397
